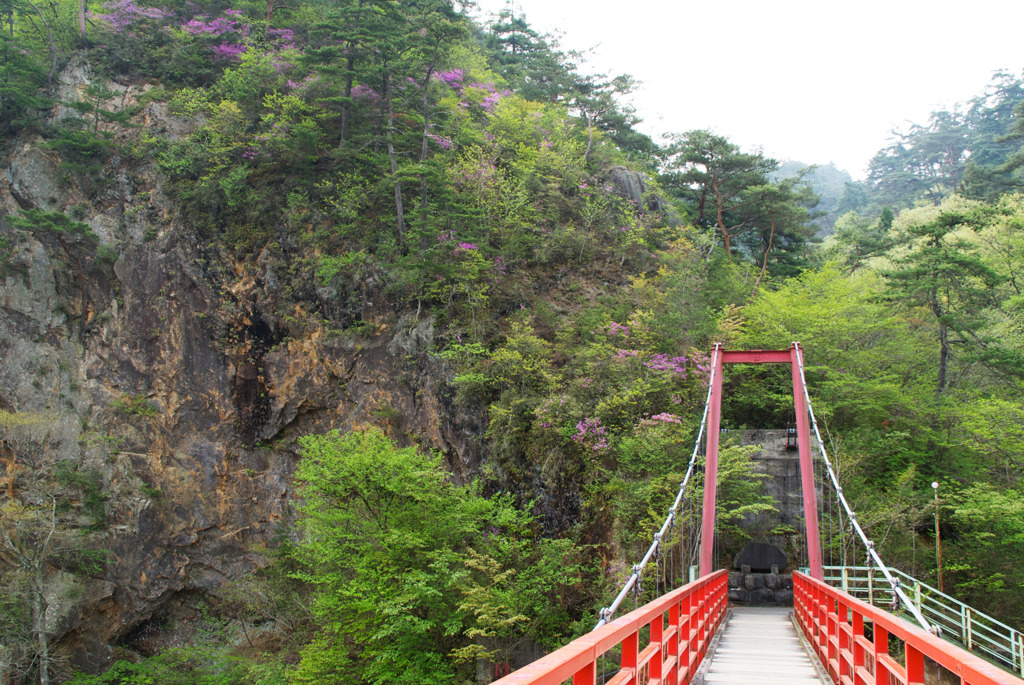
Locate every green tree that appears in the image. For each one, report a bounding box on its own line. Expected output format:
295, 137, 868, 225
67, 83, 123, 135
945, 483, 1024, 625
744, 173, 819, 291
482, 5, 578, 104
835, 180, 871, 217
289, 428, 463, 682
661, 130, 776, 257
969, 99, 1024, 197
956, 398, 1024, 486
964, 71, 1024, 168
830, 207, 894, 274
405, 0, 466, 229
0, 15, 50, 135
571, 72, 638, 160
19, 0, 57, 90
0, 411, 100, 685
885, 202, 1004, 395
289, 427, 589, 683
712, 444, 777, 560
961, 71, 1024, 199
863, 71, 1024, 207
301, 1, 367, 146
736, 261, 931, 433
867, 111, 970, 207
352, 0, 467, 244
65, 645, 250, 684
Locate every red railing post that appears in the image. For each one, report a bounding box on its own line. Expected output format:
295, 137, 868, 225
873, 623, 889, 685
652, 612, 665, 681
688, 585, 699, 675
828, 593, 839, 679
700, 578, 712, 659
621, 630, 639, 685
668, 600, 680, 683
818, 581, 828, 657
694, 583, 704, 662
906, 644, 925, 685
802, 575, 815, 652
851, 607, 868, 685
572, 661, 596, 685
838, 597, 853, 682
682, 592, 693, 681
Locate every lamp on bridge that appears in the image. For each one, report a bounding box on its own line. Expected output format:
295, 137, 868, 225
785, 423, 797, 451
932, 481, 944, 593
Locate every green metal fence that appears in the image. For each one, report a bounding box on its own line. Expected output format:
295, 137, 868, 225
822, 565, 1024, 678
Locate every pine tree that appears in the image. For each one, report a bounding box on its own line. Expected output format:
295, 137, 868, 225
885, 208, 1003, 394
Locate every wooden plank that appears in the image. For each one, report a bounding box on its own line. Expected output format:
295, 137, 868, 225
703, 607, 826, 684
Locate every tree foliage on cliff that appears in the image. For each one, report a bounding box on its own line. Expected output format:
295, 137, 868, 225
1, 411, 108, 685
289, 427, 592, 684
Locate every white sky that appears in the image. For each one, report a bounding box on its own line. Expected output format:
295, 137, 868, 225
472, 0, 1024, 180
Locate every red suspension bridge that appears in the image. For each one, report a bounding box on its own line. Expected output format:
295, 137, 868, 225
494, 344, 1024, 685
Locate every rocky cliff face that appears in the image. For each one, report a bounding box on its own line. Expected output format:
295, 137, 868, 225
0, 61, 483, 672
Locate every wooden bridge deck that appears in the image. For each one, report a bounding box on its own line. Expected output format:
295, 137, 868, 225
701, 606, 825, 684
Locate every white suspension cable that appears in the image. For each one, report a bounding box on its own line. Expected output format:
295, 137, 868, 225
793, 343, 933, 632
594, 345, 720, 630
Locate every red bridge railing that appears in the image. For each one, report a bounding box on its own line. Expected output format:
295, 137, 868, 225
493, 570, 727, 685
794, 571, 1023, 685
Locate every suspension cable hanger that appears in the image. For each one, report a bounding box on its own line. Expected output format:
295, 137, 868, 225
594, 346, 720, 629
792, 343, 933, 633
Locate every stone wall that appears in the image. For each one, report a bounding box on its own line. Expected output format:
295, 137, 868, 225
727, 571, 794, 605
722, 430, 825, 604
732, 428, 822, 532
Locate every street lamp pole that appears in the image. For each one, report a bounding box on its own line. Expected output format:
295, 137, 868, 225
932, 481, 944, 593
